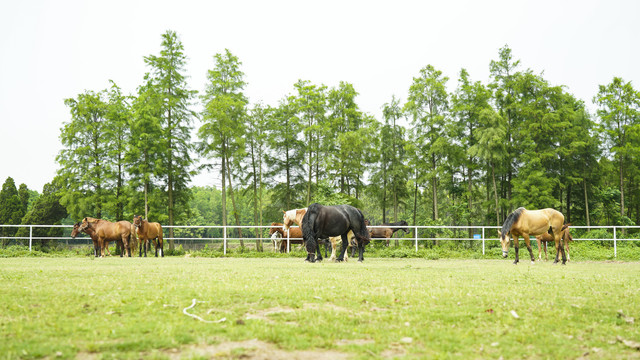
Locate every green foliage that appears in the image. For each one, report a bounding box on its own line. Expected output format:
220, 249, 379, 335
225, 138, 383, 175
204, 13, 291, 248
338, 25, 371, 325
0, 177, 26, 242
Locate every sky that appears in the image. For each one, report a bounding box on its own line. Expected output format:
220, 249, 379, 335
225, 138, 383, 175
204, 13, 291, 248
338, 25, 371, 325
1, 0, 639, 192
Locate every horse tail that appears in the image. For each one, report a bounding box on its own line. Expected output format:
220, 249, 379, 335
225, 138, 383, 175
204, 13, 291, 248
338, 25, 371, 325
500, 207, 524, 239
302, 203, 320, 254
354, 209, 370, 245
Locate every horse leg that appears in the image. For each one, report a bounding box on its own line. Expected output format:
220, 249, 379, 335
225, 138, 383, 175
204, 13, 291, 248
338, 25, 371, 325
304, 237, 317, 262
337, 235, 348, 262
566, 242, 570, 262
523, 235, 534, 264
513, 237, 520, 265
536, 237, 542, 261
358, 241, 365, 262
329, 237, 337, 262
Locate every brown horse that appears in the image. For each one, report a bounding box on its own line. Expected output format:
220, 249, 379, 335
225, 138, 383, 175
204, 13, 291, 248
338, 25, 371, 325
369, 220, 410, 246
133, 215, 164, 257
269, 222, 303, 252
536, 224, 573, 261
78, 217, 135, 257
498, 207, 567, 265
71, 222, 119, 257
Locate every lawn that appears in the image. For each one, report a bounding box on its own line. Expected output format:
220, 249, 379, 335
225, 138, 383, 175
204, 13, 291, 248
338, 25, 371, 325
1, 257, 639, 359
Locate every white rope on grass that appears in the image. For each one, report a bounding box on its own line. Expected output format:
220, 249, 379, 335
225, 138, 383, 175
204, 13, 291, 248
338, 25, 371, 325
182, 299, 226, 323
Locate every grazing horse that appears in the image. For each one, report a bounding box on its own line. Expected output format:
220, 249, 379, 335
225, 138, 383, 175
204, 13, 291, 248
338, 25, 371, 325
369, 220, 410, 246
133, 215, 164, 257
78, 217, 135, 257
536, 224, 573, 261
71, 222, 121, 257
301, 203, 370, 262
499, 207, 567, 265
269, 222, 304, 252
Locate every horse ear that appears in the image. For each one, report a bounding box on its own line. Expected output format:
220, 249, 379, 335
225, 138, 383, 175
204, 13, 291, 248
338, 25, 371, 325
282, 210, 286, 214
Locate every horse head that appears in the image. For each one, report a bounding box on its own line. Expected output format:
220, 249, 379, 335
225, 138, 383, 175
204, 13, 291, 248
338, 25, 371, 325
282, 210, 295, 231
78, 217, 92, 232
133, 215, 143, 228
498, 230, 510, 257
71, 222, 81, 238
400, 220, 409, 233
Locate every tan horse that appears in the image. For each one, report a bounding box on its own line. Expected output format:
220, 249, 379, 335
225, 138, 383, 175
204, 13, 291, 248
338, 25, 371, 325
498, 207, 567, 265
78, 217, 134, 257
327, 232, 356, 262
269, 222, 303, 252
133, 215, 164, 257
536, 224, 573, 261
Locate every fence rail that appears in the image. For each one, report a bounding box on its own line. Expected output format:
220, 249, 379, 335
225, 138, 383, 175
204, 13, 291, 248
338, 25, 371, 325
1, 224, 639, 257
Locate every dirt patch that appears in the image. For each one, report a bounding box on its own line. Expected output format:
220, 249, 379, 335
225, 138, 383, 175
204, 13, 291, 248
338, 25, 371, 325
244, 303, 350, 324
164, 339, 350, 359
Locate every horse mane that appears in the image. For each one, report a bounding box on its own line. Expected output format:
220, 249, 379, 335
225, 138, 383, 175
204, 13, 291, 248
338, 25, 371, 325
500, 207, 525, 239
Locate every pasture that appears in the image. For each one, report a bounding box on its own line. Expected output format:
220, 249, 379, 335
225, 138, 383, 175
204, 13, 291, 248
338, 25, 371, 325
1, 258, 639, 359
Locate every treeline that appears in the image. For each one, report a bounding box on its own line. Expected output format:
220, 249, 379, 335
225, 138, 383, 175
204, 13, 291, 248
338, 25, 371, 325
3, 30, 640, 250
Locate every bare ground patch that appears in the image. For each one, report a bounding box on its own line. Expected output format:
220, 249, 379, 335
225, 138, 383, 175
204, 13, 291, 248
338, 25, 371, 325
163, 339, 351, 359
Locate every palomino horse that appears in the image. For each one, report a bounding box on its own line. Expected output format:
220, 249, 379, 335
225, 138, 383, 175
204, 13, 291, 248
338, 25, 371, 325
499, 207, 567, 265
71, 222, 120, 257
327, 232, 356, 262
78, 217, 135, 257
301, 203, 370, 262
536, 224, 573, 261
369, 220, 410, 246
133, 215, 164, 257
269, 222, 304, 252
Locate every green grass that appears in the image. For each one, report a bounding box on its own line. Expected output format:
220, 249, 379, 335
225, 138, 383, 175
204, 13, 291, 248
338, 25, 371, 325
1, 257, 639, 359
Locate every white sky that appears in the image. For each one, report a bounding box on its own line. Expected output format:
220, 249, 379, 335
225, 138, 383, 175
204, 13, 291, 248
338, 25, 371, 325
1, 0, 638, 192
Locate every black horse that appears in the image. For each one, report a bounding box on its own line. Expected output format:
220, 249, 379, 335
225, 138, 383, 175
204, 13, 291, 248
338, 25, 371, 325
302, 203, 370, 262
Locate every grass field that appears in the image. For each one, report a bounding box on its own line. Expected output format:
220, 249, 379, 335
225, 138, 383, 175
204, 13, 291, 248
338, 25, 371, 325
1, 257, 640, 359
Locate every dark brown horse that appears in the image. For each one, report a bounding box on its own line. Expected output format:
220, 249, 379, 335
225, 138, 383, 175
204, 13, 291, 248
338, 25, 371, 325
369, 220, 410, 246
536, 224, 573, 261
133, 215, 164, 257
78, 217, 135, 257
269, 222, 304, 252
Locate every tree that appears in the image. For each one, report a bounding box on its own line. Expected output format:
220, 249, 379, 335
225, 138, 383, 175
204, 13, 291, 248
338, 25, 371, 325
405, 65, 449, 221
594, 77, 640, 223
489, 45, 521, 213
104, 81, 132, 220
128, 76, 165, 220
16, 179, 68, 249
198, 49, 248, 246
57, 90, 109, 220
144, 30, 197, 249
0, 177, 25, 244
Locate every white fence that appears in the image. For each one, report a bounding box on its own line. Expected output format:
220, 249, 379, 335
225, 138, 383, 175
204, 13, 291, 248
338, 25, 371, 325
1, 224, 639, 257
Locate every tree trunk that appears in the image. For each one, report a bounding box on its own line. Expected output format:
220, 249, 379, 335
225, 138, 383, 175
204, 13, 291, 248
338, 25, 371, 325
583, 178, 590, 227
167, 106, 175, 251
225, 153, 244, 248
492, 162, 499, 227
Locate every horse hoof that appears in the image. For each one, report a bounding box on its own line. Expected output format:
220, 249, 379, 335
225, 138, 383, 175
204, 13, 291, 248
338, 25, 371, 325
530, 261, 535, 265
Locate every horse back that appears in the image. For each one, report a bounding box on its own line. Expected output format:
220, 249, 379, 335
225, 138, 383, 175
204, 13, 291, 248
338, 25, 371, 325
517, 208, 564, 236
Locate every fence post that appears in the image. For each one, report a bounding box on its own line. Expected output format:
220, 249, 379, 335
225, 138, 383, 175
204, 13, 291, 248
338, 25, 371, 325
29, 225, 33, 252
482, 227, 485, 255
613, 226, 617, 258
414, 226, 418, 252
223, 226, 227, 255
287, 229, 290, 253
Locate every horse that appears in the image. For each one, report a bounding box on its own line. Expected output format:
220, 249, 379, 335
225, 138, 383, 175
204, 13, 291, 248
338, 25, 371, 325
269, 222, 304, 253
78, 217, 135, 257
71, 222, 120, 257
133, 215, 164, 257
282, 208, 307, 231
301, 203, 370, 262
536, 224, 573, 261
498, 207, 567, 265
328, 231, 356, 262
369, 220, 410, 246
